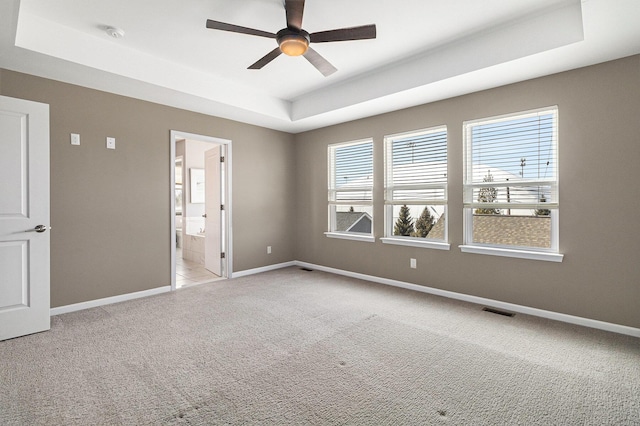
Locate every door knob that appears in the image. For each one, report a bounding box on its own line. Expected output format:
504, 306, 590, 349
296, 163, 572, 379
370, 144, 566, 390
33, 225, 51, 232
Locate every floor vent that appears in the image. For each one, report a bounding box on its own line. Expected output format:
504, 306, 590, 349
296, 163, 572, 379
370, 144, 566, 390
300, 267, 313, 272
482, 307, 515, 317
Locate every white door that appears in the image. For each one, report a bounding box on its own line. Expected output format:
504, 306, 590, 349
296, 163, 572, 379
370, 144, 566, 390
0, 96, 50, 341
204, 146, 221, 275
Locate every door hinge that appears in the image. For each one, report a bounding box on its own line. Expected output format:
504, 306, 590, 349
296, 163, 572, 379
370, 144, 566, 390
220, 204, 225, 211
220, 156, 225, 163
221, 252, 226, 259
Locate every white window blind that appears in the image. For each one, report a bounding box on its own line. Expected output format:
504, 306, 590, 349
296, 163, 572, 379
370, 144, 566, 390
385, 127, 447, 204
328, 139, 373, 236
462, 107, 559, 253
464, 108, 558, 211
383, 126, 448, 243
329, 140, 373, 203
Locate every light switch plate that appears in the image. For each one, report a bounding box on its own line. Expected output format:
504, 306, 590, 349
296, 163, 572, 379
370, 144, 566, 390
410, 258, 417, 269
70, 133, 80, 145
106, 137, 116, 149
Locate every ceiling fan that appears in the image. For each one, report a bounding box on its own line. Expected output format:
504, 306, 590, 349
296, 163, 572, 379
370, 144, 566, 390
205, 0, 376, 77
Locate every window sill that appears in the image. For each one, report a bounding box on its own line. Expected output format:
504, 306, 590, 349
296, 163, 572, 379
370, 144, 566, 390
325, 232, 375, 243
380, 237, 450, 251
459, 245, 564, 262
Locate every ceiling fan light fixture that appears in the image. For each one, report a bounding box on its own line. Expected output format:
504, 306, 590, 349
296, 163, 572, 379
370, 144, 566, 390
279, 36, 308, 56
277, 29, 310, 56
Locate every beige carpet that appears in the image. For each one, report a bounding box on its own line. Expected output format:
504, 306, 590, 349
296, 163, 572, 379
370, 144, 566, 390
1, 267, 639, 425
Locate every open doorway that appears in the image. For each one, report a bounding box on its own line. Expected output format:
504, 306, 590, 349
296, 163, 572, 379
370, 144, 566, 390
170, 130, 232, 290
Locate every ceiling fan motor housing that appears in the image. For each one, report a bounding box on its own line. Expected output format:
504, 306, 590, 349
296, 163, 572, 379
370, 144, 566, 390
277, 28, 310, 56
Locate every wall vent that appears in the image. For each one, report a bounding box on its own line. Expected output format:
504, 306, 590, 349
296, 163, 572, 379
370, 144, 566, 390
482, 307, 515, 317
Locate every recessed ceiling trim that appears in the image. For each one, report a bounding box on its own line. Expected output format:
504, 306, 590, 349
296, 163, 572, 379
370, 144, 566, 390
14, 11, 292, 121
1, 0, 639, 134
291, 0, 584, 122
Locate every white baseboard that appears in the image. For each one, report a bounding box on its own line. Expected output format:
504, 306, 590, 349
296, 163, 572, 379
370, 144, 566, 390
50, 260, 297, 316
49, 261, 640, 338
50, 286, 171, 316
232, 261, 297, 278
294, 261, 640, 338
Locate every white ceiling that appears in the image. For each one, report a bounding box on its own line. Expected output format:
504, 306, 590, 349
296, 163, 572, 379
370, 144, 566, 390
1, 0, 639, 133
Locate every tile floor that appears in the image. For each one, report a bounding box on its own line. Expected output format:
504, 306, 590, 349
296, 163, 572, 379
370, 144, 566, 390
176, 248, 221, 288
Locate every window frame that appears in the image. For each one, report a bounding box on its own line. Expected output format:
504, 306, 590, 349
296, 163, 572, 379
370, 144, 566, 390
381, 126, 450, 250
325, 138, 375, 243
460, 106, 563, 262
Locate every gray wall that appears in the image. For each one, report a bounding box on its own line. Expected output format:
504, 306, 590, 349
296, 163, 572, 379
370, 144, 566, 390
1, 55, 639, 329
293, 55, 640, 329
0, 70, 296, 307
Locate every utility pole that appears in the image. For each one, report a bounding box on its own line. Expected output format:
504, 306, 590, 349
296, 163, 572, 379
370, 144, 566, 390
506, 178, 511, 215
407, 142, 416, 163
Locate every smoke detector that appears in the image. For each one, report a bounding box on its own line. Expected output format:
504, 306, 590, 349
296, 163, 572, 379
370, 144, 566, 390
105, 27, 125, 39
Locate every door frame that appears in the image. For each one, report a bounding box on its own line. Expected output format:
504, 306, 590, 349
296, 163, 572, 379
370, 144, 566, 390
170, 130, 233, 290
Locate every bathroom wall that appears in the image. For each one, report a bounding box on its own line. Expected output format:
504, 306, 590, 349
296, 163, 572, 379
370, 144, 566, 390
183, 138, 212, 222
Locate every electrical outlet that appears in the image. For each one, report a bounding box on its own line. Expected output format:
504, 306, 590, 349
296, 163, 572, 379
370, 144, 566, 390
410, 258, 417, 269
267, 246, 272, 254
106, 137, 116, 149
70, 133, 80, 145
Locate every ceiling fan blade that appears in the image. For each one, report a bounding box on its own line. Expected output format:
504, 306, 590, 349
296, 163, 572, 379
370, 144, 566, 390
285, 0, 305, 31
303, 47, 337, 77
248, 48, 283, 70
206, 19, 276, 39
310, 24, 377, 43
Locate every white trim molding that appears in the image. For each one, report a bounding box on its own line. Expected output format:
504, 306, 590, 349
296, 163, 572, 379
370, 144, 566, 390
50, 286, 171, 316
459, 244, 564, 262
232, 261, 297, 278
49, 260, 638, 338
325, 232, 375, 243
381, 237, 450, 251
294, 261, 639, 338
170, 130, 233, 289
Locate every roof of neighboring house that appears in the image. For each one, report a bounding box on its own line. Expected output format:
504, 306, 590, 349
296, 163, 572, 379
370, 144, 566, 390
427, 214, 550, 248
472, 215, 551, 248
336, 212, 372, 233
428, 215, 446, 240
336, 210, 548, 246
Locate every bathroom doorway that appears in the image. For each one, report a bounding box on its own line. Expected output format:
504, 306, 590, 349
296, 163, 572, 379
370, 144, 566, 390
170, 130, 232, 290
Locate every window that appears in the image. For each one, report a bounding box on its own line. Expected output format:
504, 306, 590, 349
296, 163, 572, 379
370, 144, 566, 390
327, 139, 374, 242
461, 107, 562, 262
382, 126, 449, 250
